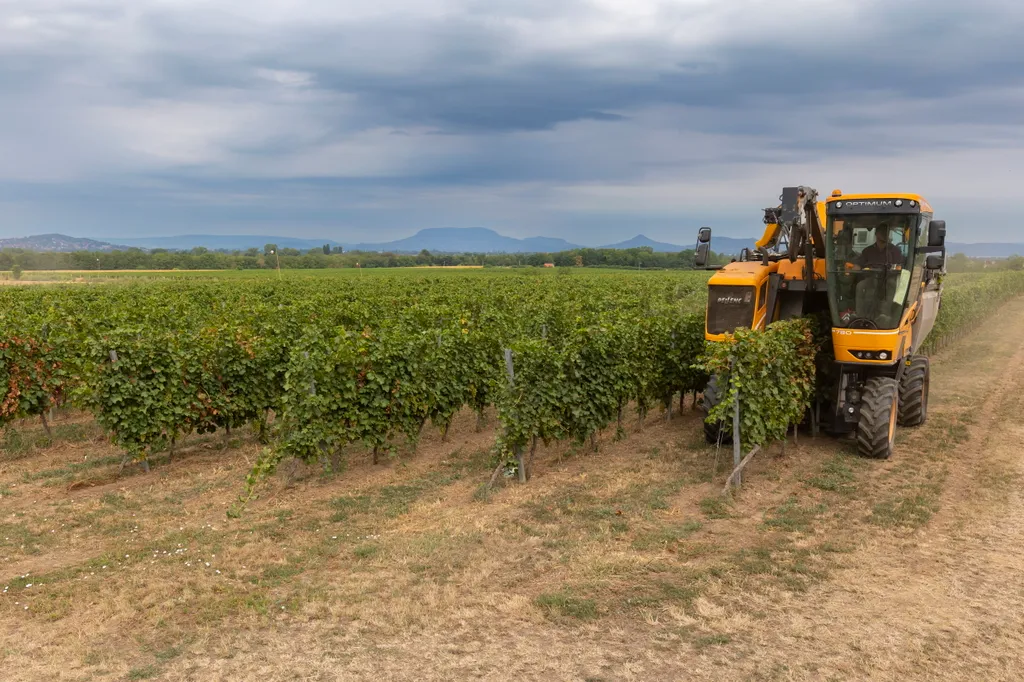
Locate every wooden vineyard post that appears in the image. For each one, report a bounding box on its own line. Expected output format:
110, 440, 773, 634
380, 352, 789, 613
722, 446, 761, 494
811, 398, 820, 437
723, 362, 764, 496
504, 348, 515, 388
732, 381, 742, 487
503, 348, 526, 483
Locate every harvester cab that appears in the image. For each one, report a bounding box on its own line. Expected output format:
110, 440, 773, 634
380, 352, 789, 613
822, 191, 946, 458
695, 187, 947, 460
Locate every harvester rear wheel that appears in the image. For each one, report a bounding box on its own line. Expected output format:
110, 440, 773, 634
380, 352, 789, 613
898, 355, 929, 427
856, 377, 899, 459
701, 374, 732, 445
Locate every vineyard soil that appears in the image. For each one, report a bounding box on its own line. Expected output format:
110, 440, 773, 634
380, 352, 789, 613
2, 299, 1024, 680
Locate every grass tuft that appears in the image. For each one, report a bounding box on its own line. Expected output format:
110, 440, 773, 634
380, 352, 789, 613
805, 456, 857, 494
694, 634, 732, 648
126, 664, 161, 680
353, 543, 380, 559
699, 496, 732, 519
535, 590, 598, 621
631, 521, 703, 550
762, 496, 828, 533
869, 489, 941, 528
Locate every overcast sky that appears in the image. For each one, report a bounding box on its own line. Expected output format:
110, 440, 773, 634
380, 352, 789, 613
2, 0, 1022, 244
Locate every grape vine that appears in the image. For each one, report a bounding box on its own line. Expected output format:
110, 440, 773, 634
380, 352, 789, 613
0, 269, 1020, 510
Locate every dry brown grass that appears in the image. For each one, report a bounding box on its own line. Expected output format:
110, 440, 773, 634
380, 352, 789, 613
3, 300, 1024, 681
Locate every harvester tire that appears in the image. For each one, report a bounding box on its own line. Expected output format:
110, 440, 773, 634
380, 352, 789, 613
701, 374, 732, 445
856, 377, 899, 459
898, 355, 929, 427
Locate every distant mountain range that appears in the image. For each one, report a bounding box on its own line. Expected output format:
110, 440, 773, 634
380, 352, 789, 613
601, 235, 690, 251
102, 228, 754, 255
110, 234, 337, 252
343, 227, 579, 254
111, 228, 694, 254
0, 233, 131, 252
1, 228, 1021, 259
943, 243, 1024, 258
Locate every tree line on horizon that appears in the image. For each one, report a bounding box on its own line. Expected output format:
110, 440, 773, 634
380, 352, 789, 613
0, 243, 731, 273
1, 243, 1019, 276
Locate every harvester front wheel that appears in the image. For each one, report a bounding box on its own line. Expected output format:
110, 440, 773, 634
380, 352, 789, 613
856, 377, 899, 459
701, 374, 732, 445
898, 355, 930, 427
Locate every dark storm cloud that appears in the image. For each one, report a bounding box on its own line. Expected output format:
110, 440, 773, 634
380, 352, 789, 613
0, 0, 1023, 240
231, 0, 1024, 136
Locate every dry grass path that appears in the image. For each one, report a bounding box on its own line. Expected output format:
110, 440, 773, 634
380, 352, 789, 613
2, 299, 1023, 681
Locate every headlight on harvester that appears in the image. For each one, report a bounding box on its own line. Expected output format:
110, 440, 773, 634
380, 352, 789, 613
851, 350, 893, 361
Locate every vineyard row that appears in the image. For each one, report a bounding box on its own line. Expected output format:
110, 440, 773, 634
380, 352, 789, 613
1, 270, 1022, 491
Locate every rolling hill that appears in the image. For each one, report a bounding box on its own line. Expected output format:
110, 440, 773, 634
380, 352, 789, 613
0, 234, 129, 252
341, 227, 578, 254
110, 235, 339, 252
4, 229, 1019, 259
946, 242, 1024, 258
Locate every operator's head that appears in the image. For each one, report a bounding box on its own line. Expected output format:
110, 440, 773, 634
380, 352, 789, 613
875, 223, 890, 244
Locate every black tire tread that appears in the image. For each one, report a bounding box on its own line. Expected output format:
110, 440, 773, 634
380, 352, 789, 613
857, 377, 899, 459
898, 355, 929, 427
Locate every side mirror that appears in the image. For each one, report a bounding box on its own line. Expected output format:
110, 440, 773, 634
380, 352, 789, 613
695, 242, 710, 268
739, 247, 750, 262
697, 227, 711, 244
926, 253, 945, 270
928, 220, 946, 248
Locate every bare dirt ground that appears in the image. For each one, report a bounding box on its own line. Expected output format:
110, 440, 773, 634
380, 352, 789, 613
2, 299, 1024, 681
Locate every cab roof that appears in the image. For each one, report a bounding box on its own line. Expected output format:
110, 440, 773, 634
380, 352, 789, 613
826, 191, 932, 213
